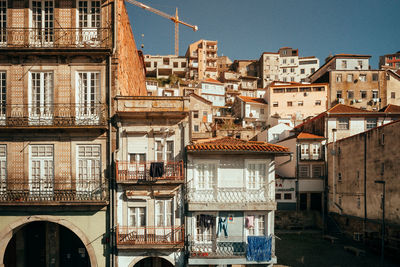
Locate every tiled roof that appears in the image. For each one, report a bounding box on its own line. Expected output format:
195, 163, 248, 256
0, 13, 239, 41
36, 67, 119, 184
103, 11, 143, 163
187, 137, 289, 153
297, 132, 325, 140
327, 104, 371, 114
238, 96, 267, 104
380, 104, 400, 113
203, 78, 222, 84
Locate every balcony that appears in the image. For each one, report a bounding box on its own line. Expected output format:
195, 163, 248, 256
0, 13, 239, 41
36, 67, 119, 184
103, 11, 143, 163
0, 28, 112, 51
0, 179, 107, 205
0, 104, 107, 128
116, 226, 184, 248
189, 238, 246, 258
187, 185, 275, 211
116, 161, 184, 183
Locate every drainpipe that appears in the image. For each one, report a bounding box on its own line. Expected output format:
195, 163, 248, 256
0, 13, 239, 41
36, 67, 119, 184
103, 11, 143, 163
295, 143, 299, 212
363, 132, 367, 238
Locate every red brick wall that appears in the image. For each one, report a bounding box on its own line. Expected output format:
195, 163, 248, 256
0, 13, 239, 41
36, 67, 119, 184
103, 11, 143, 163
115, 0, 147, 96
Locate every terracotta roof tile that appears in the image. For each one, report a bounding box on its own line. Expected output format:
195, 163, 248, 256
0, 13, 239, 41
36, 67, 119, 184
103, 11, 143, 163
203, 78, 222, 84
238, 96, 267, 104
380, 104, 400, 113
327, 104, 370, 113
187, 137, 289, 153
297, 132, 326, 140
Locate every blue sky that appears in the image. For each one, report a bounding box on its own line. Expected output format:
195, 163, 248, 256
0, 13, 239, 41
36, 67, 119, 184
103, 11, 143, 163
126, 0, 400, 68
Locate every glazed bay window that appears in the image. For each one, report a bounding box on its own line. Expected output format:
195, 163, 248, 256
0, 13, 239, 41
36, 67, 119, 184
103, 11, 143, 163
30, 145, 54, 197
77, 145, 101, 197
29, 72, 54, 125
366, 118, 377, 129
338, 118, 349, 130
0, 145, 6, 194
76, 72, 100, 124
155, 199, 173, 227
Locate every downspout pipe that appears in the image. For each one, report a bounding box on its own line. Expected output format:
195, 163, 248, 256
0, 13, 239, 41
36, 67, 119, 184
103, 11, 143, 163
364, 132, 367, 237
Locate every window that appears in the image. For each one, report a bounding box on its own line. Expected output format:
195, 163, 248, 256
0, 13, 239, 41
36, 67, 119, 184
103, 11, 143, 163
272, 133, 279, 141
301, 69, 305, 74
283, 77, 287, 82
290, 68, 295, 73
347, 91, 354, 99
31, 0, 54, 45
0, 72, 5, 120
311, 143, 321, 159
290, 77, 295, 82
298, 101, 303, 106
246, 162, 266, 189
337, 90, 342, 99
196, 214, 214, 242
0, 0, 6, 44
358, 60, 363, 69
359, 74, 367, 82
338, 173, 342, 182
283, 59, 287, 64
283, 68, 287, 73
366, 118, 377, 129
361, 91, 367, 99
30, 145, 54, 197
312, 165, 323, 178
284, 193, 292, 200
275, 193, 281, 200
336, 74, 342, 82
338, 195, 342, 206
247, 214, 265, 236
77, 145, 100, 196
155, 199, 173, 226
273, 102, 278, 107
300, 144, 309, 160
342, 60, 347, 69
193, 125, 199, 132
129, 153, 146, 163
260, 108, 264, 115
290, 58, 294, 64
29, 72, 53, 123
129, 207, 146, 227
155, 140, 174, 161
315, 100, 321, 106
347, 74, 353, 82
197, 162, 216, 189
311, 68, 315, 73
357, 197, 361, 209
173, 62, 178, 68
78, 0, 100, 28
299, 165, 309, 178
338, 118, 349, 130
372, 73, 378, 81
0, 145, 6, 193
76, 72, 100, 122
287, 101, 293, 107
372, 90, 379, 99
391, 92, 396, 99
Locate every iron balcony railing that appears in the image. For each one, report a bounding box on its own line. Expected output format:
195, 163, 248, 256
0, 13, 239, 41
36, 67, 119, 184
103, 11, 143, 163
0, 28, 112, 49
189, 237, 246, 258
0, 103, 107, 127
116, 225, 184, 246
187, 184, 274, 203
0, 179, 107, 203
116, 161, 184, 183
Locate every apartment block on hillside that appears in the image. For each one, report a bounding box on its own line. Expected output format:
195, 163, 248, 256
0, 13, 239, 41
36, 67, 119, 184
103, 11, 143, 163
186, 40, 218, 80
144, 55, 188, 79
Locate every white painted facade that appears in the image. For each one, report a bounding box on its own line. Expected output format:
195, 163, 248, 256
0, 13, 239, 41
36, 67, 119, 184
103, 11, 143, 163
200, 81, 226, 107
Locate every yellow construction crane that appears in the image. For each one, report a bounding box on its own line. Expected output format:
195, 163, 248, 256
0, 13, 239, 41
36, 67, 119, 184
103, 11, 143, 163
126, 0, 198, 56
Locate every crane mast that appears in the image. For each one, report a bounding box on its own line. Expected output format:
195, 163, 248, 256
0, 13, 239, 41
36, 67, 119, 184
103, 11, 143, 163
126, 0, 198, 56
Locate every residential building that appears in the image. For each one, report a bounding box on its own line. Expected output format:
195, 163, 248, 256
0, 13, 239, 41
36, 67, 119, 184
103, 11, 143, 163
239, 76, 259, 97
185, 40, 218, 80
327, 120, 400, 253
266, 82, 328, 125
256, 123, 294, 144
379, 51, 400, 69
188, 93, 214, 140
220, 71, 241, 106
298, 56, 320, 82
309, 54, 400, 110
114, 96, 189, 267
0, 0, 147, 266
259, 52, 280, 88
232, 96, 268, 129
185, 137, 291, 266
200, 78, 225, 107
276, 133, 326, 212
144, 55, 188, 79
217, 56, 233, 79
279, 47, 299, 83
294, 104, 400, 143
231, 60, 259, 77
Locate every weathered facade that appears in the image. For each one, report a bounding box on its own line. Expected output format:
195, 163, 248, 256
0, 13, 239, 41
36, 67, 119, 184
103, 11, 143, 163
0, 1, 146, 266
185, 40, 218, 80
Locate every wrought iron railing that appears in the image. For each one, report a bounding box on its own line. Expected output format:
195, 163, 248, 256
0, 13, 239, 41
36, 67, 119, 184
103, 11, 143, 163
0, 103, 107, 127
116, 161, 184, 182
189, 238, 246, 257
0, 179, 107, 202
187, 184, 274, 203
0, 28, 112, 49
116, 225, 184, 246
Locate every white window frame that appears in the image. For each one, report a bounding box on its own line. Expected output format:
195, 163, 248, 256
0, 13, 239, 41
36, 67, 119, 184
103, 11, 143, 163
76, 0, 101, 46
0, 145, 6, 193
29, 145, 54, 197
128, 206, 146, 227
194, 212, 216, 244
338, 118, 349, 130
75, 71, 100, 124
154, 139, 174, 162
366, 118, 377, 130
28, 71, 54, 125
76, 144, 101, 196
245, 212, 266, 237
300, 144, 309, 160
0, 0, 7, 45
311, 143, 321, 160
195, 160, 217, 190
155, 198, 173, 227
0, 71, 5, 122
245, 160, 266, 190
29, 0, 54, 46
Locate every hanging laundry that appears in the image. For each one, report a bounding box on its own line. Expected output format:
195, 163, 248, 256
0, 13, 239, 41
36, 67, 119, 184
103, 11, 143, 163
198, 214, 215, 228
246, 215, 255, 228
150, 162, 164, 178
217, 217, 228, 237
246, 235, 272, 262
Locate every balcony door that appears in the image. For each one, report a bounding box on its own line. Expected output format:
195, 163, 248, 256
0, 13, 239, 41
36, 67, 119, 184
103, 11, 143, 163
0, 0, 6, 46
30, 0, 54, 47
77, 0, 101, 46
29, 72, 53, 125
0, 145, 6, 194
77, 145, 101, 198
76, 72, 100, 124
155, 199, 173, 241
29, 145, 54, 199
0, 72, 5, 124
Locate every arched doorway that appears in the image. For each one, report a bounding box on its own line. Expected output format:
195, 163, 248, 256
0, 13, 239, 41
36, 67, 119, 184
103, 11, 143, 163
3, 221, 90, 267
133, 257, 174, 267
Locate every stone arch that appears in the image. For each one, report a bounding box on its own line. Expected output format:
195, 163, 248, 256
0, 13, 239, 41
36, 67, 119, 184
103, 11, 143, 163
128, 255, 175, 267
0, 215, 98, 267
